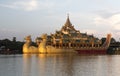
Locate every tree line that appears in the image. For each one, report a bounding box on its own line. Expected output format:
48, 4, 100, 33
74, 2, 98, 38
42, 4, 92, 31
0, 37, 24, 54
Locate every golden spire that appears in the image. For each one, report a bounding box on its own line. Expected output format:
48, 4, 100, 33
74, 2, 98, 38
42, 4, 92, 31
67, 13, 69, 18
65, 13, 72, 26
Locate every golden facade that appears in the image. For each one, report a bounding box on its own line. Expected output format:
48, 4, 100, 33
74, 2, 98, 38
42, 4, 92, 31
45, 15, 102, 48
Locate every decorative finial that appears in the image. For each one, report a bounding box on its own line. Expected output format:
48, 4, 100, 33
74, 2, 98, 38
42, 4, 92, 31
25, 35, 31, 40
67, 13, 69, 18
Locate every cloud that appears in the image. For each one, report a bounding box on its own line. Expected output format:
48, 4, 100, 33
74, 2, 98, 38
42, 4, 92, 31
0, 0, 38, 11
0, 0, 55, 11
94, 13, 120, 30
94, 12, 120, 40
15, 0, 38, 11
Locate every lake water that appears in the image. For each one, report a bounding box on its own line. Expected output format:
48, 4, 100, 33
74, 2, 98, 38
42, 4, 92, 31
0, 54, 120, 76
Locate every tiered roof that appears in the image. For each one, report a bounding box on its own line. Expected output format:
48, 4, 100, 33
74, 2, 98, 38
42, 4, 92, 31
45, 15, 102, 44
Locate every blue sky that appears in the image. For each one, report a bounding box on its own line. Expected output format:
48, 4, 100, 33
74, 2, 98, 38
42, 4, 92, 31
0, 0, 120, 41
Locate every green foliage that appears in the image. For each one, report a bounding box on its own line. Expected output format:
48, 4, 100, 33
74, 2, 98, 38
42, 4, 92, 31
0, 39, 24, 54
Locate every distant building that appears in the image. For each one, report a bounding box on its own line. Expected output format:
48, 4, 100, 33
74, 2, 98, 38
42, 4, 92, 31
12, 37, 16, 42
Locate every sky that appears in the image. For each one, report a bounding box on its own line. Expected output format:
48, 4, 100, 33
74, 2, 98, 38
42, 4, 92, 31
0, 0, 120, 41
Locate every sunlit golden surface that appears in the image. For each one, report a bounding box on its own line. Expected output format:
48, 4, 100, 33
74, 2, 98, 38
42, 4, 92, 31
23, 17, 111, 54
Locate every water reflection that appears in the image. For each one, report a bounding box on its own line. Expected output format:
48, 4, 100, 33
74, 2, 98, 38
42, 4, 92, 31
1, 54, 120, 76
23, 54, 32, 76
106, 55, 120, 76
37, 54, 74, 76
22, 54, 75, 76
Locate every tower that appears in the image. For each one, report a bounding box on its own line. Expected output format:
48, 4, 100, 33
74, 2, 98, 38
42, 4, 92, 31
61, 14, 77, 34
